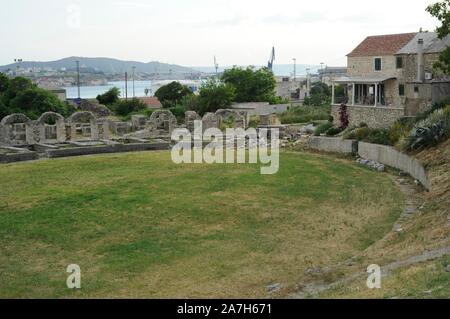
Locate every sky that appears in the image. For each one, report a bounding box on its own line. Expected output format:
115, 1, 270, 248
0, 0, 439, 67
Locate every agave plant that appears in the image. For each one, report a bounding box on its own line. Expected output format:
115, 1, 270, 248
408, 119, 448, 151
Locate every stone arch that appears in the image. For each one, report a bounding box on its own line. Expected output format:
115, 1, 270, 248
28, 112, 67, 144
0, 113, 31, 146
67, 111, 99, 141
185, 111, 201, 132
202, 113, 220, 131
148, 110, 177, 132
215, 109, 246, 129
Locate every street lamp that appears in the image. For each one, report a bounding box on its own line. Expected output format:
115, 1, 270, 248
75, 60, 81, 100
292, 58, 296, 82
132, 66, 136, 97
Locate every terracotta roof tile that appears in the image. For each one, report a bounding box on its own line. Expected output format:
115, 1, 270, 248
347, 33, 417, 57
138, 97, 162, 108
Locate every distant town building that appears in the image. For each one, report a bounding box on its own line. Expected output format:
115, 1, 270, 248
331, 31, 450, 128
318, 67, 347, 85
275, 76, 309, 104
138, 97, 162, 109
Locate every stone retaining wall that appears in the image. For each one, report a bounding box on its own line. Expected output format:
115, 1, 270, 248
306, 136, 430, 190
308, 136, 358, 154
0, 151, 39, 164
358, 142, 430, 190
46, 143, 169, 158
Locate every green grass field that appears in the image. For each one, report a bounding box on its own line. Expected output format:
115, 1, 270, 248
0, 151, 403, 298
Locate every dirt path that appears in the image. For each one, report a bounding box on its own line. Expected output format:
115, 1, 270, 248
288, 172, 449, 299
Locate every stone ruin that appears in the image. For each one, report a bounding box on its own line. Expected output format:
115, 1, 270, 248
259, 113, 281, 127
184, 109, 248, 134
215, 109, 246, 129
0, 111, 112, 147
27, 112, 66, 144
148, 110, 177, 135
0, 113, 31, 146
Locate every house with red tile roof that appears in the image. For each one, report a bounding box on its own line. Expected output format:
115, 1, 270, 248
138, 97, 162, 109
331, 32, 450, 128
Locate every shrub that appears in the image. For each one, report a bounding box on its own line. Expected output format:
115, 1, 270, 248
168, 105, 187, 124
345, 127, 391, 145
388, 119, 414, 146
338, 104, 349, 129
96, 87, 120, 106
248, 116, 260, 128
113, 98, 147, 116
326, 127, 343, 136
314, 122, 333, 136
279, 105, 331, 124
405, 106, 450, 151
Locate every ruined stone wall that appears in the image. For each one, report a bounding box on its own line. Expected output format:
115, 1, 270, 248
331, 105, 405, 129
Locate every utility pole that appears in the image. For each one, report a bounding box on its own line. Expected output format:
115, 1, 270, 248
306, 68, 311, 94
132, 66, 136, 97
76, 60, 81, 100
214, 56, 219, 77
292, 58, 297, 82
125, 72, 128, 101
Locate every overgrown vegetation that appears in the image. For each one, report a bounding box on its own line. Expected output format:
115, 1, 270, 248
96, 87, 120, 106
0, 74, 74, 119
342, 100, 450, 149
110, 98, 147, 117
279, 105, 331, 124
427, 0, 450, 74
154, 81, 193, 108
221, 66, 276, 103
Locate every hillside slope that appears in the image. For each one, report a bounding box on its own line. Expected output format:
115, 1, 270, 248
0, 57, 196, 74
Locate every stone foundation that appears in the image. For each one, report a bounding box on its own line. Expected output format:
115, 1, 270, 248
331, 105, 405, 129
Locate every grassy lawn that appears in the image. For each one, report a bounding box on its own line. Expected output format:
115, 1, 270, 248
318, 255, 450, 299
0, 151, 403, 298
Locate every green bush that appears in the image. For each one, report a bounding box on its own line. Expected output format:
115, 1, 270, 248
96, 87, 120, 106
248, 116, 260, 128
326, 127, 343, 136
169, 105, 187, 124
112, 98, 147, 116
314, 122, 333, 136
120, 108, 154, 121
345, 127, 391, 145
388, 119, 414, 146
279, 105, 331, 124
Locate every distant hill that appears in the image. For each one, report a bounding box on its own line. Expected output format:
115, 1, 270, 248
192, 64, 322, 76
0, 57, 197, 74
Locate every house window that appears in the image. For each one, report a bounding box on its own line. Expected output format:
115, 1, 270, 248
374, 58, 382, 71
396, 57, 403, 69
414, 86, 419, 93
399, 84, 405, 96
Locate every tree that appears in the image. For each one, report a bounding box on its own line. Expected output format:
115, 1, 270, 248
197, 79, 236, 115
427, 0, 450, 74
0, 75, 74, 119
154, 81, 193, 108
0, 73, 9, 93
304, 82, 332, 106
113, 98, 147, 116
221, 66, 276, 102
96, 87, 120, 105
8, 87, 73, 119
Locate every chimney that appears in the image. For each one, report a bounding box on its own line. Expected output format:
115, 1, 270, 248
417, 38, 424, 83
